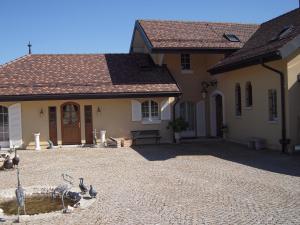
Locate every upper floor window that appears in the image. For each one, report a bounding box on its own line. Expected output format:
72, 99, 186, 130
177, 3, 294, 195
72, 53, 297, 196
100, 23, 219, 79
268, 89, 278, 121
181, 54, 191, 70
245, 82, 253, 107
142, 100, 159, 120
235, 83, 242, 116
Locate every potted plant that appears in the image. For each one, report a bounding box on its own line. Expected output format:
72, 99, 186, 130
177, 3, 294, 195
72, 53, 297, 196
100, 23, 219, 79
167, 118, 188, 143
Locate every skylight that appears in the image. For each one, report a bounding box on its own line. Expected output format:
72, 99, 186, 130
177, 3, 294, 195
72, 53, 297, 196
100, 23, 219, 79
270, 25, 294, 42
223, 34, 240, 42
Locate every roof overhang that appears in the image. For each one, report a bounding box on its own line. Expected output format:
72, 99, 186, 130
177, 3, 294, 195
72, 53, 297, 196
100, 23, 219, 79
209, 34, 300, 75
151, 47, 237, 54
130, 20, 240, 55
208, 51, 282, 75
0, 92, 181, 102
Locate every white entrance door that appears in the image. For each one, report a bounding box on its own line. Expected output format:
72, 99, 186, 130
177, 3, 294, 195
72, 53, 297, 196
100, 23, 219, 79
0, 106, 9, 149
196, 101, 206, 137
179, 102, 196, 137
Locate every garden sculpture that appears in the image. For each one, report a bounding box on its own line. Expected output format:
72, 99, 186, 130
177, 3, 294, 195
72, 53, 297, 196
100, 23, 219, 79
52, 173, 74, 212
15, 168, 26, 222
12, 146, 20, 168
66, 191, 81, 202
79, 178, 88, 194
3, 155, 13, 169
93, 129, 98, 145
47, 140, 54, 149
89, 185, 97, 198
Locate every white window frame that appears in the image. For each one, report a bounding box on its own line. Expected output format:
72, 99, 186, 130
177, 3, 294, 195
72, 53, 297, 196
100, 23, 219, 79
180, 54, 193, 73
141, 100, 161, 124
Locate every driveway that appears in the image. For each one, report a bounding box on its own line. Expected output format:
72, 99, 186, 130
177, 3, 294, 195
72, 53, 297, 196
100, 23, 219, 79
0, 142, 299, 224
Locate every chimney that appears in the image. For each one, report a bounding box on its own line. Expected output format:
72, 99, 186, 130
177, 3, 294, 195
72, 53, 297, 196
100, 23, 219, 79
27, 41, 32, 54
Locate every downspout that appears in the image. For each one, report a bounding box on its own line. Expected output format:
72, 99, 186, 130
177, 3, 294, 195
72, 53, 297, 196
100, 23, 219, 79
261, 62, 290, 153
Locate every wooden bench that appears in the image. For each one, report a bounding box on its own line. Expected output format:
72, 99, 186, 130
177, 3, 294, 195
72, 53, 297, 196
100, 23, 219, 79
131, 130, 161, 145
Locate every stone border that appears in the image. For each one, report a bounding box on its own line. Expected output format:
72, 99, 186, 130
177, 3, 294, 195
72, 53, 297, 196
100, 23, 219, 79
0, 185, 96, 223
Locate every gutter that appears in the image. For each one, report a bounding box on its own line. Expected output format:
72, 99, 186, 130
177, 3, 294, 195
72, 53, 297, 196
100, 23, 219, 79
0, 92, 181, 102
261, 62, 290, 153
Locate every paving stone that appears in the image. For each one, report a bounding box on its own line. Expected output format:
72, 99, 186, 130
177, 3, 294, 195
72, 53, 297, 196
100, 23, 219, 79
0, 142, 299, 224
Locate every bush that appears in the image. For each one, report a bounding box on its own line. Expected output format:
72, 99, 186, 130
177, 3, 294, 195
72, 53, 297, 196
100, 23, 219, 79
167, 118, 189, 133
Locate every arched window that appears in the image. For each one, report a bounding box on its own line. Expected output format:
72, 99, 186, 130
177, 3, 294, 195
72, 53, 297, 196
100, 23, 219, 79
0, 106, 9, 143
268, 89, 278, 121
235, 83, 242, 116
245, 82, 253, 107
141, 100, 159, 120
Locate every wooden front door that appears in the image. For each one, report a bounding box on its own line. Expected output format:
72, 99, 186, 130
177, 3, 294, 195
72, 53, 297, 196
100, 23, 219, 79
84, 105, 93, 144
215, 94, 223, 137
61, 103, 81, 145
48, 106, 58, 145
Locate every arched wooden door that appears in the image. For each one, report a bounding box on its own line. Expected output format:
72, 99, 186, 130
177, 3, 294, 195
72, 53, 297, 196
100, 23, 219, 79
61, 102, 81, 145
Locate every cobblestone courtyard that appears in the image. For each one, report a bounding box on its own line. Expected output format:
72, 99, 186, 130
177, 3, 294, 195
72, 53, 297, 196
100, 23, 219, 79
0, 142, 300, 225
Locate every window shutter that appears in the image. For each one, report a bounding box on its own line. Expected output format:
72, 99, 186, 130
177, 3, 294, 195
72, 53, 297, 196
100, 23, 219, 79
161, 98, 171, 120
8, 103, 23, 148
131, 100, 141, 121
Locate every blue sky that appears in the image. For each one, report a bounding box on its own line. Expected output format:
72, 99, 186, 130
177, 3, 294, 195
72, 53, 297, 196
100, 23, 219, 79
0, 0, 298, 64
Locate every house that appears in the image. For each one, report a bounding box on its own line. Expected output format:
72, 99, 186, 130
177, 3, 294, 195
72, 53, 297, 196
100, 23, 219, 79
130, 19, 258, 138
1, 8, 298, 151
209, 8, 300, 152
0, 54, 180, 149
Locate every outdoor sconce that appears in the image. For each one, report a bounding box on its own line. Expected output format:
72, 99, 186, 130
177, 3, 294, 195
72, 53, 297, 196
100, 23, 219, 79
297, 73, 300, 83
40, 108, 44, 117
97, 106, 101, 114
201, 80, 218, 99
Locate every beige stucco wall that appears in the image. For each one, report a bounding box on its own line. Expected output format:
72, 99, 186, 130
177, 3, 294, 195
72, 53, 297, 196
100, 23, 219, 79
0, 98, 174, 150
287, 49, 300, 147
163, 53, 224, 135
216, 60, 286, 149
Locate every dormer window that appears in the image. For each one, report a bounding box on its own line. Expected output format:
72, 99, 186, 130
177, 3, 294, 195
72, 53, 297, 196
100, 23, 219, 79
270, 25, 294, 42
181, 54, 191, 70
223, 34, 240, 42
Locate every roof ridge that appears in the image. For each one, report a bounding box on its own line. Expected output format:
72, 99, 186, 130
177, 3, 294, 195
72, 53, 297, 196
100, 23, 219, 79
0, 54, 30, 69
262, 8, 300, 25
138, 19, 259, 26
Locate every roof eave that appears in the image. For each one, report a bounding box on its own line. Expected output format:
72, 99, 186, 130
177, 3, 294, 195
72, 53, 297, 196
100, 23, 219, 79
208, 51, 282, 75
279, 34, 300, 59
151, 47, 238, 54
0, 91, 182, 102
129, 20, 154, 53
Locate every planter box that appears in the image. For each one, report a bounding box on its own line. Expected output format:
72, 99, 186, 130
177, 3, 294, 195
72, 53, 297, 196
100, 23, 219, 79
121, 138, 132, 147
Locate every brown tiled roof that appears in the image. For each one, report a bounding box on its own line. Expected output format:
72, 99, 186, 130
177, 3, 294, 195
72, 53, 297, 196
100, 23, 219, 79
138, 20, 259, 50
210, 8, 300, 74
0, 54, 180, 100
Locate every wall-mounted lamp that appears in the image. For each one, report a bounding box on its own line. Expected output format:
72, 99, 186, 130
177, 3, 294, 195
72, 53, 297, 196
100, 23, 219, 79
201, 80, 217, 99
40, 108, 44, 117
297, 74, 300, 83
97, 106, 101, 114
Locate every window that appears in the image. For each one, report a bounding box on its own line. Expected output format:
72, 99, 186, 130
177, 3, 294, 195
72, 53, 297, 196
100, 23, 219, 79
142, 100, 159, 120
235, 83, 242, 116
62, 104, 79, 125
245, 82, 253, 107
180, 102, 195, 131
0, 106, 9, 143
270, 25, 294, 42
223, 33, 240, 42
268, 89, 278, 121
181, 54, 191, 70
